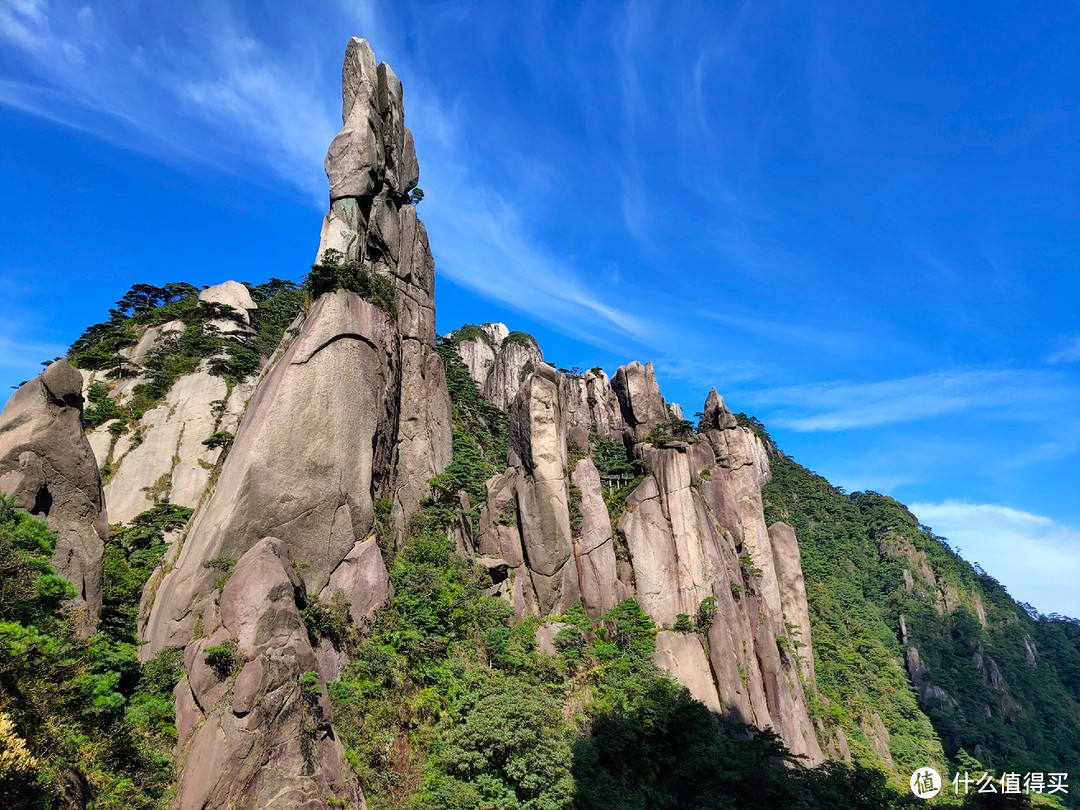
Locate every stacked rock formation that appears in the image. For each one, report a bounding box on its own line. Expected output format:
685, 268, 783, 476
136, 39, 452, 808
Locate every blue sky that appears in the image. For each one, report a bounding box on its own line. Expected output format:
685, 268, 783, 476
2, 1, 1079, 615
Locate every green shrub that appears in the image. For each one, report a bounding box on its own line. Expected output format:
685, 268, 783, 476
201, 430, 233, 450
204, 639, 239, 678
305, 250, 397, 318
696, 596, 717, 631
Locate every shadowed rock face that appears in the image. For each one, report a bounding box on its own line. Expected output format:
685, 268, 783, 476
0, 360, 106, 626
143, 290, 400, 653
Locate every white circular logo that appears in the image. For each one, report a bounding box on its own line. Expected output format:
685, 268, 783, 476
910, 768, 942, 799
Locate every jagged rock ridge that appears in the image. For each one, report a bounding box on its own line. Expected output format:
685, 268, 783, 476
459, 336, 824, 764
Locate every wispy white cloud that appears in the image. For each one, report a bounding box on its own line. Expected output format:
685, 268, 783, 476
752, 367, 1070, 432
909, 500, 1080, 617
0, 2, 651, 351
1048, 337, 1080, 364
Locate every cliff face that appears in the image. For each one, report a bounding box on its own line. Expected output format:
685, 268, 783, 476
137, 38, 451, 808
466, 346, 824, 764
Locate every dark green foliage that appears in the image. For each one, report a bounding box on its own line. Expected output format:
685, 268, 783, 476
70, 277, 305, 425
302, 590, 356, 650
83, 383, 123, 428
422, 675, 575, 810
696, 596, 717, 631
503, 330, 539, 350
435, 338, 508, 468
204, 640, 238, 678
603, 474, 646, 533
444, 323, 494, 348
645, 419, 695, 446
102, 502, 194, 643
756, 412, 1080, 806
373, 497, 395, 566
673, 613, 693, 632
410, 187, 425, 205
590, 433, 642, 480
0, 496, 178, 808
201, 430, 233, 450
568, 484, 583, 535
305, 250, 397, 318
247, 278, 306, 358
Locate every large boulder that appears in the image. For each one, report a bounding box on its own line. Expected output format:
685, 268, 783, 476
0, 360, 106, 625
486, 336, 544, 411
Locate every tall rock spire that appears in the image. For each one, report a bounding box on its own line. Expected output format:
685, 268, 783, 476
141, 38, 452, 809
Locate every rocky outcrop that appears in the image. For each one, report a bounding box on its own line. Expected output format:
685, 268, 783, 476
198, 281, 257, 337
102, 367, 254, 524
144, 289, 399, 653
137, 39, 453, 808
508, 365, 579, 614
570, 457, 621, 616
486, 336, 544, 410
769, 521, 816, 682
0, 360, 107, 625
612, 380, 823, 765
451, 323, 546, 411
611, 361, 669, 442
172, 538, 361, 810
469, 351, 824, 764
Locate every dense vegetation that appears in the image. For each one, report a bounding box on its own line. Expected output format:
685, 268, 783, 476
318, 351, 939, 810
745, 415, 1080, 808
0, 496, 188, 809
68, 279, 305, 426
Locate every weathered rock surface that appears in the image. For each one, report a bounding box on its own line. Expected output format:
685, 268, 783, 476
144, 290, 399, 653
316, 38, 451, 541
137, 40, 452, 810
611, 361, 668, 442
103, 367, 253, 524
652, 630, 722, 713
608, 378, 823, 765
570, 458, 621, 617
173, 538, 361, 810
450, 324, 548, 412
0, 360, 107, 624
510, 365, 579, 614
198, 280, 258, 336
769, 521, 816, 682
485, 337, 545, 411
